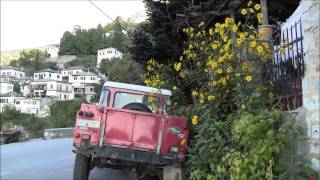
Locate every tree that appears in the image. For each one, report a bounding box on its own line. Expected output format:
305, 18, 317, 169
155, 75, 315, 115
48, 99, 85, 128
64, 55, 96, 72
141, 0, 189, 64
59, 31, 76, 55
129, 23, 154, 65
10, 49, 57, 76
99, 58, 143, 84
58, 17, 136, 56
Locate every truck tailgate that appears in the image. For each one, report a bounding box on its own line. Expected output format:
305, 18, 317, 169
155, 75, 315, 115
104, 108, 161, 150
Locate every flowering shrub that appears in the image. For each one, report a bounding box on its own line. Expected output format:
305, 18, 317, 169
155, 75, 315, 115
143, 1, 317, 179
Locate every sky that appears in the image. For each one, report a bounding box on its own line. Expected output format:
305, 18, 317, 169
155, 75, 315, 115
0, 0, 146, 51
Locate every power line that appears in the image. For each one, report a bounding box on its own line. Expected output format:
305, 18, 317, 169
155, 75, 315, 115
87, 0, 127, 32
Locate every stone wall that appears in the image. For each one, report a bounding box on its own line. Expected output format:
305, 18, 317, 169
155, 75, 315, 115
301, 0, 320, 171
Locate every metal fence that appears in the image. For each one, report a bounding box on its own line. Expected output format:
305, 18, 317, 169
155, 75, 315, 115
267, 19, 304, 110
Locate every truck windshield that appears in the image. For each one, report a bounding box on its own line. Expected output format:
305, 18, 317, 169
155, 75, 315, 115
98, 89, 109, 106
114, 92, 160, 112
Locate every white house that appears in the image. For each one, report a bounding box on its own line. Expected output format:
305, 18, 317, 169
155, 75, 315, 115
61, 66, 85, 77
0, 66, 25, 79
30, 80, 74, 101
96, 47, 122, 67
73, 83, 96, 102
15, 98, 51, 117
68, 72, 100, 102
0, 92, 25, 112
34, 68, 62, 81
45, 45, 59, 58
72, 25, 81, 35
68, 72, 100, 84
0, 82, 14, 94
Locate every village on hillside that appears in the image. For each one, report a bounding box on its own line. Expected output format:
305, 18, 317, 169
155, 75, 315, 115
0, 45, 123, 118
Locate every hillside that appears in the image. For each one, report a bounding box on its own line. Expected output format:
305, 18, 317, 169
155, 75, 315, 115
1, 48, 45, 65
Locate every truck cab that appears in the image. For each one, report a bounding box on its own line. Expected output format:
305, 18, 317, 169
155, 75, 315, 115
73, 81, 189, 180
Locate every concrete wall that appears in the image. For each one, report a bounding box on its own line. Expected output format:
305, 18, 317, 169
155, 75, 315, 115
301, 0, 320, 171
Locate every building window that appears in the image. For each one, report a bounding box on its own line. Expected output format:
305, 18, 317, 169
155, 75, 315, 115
90, 88, 93, 92
49, 73, 51, 77
50, 84, 53, 89
66, 86, 68, 91
57, 75, 60, 79
74, 77, 77, 80
64, 95, 67, 99
15, 101, 20, 104
35, 74, 38, 77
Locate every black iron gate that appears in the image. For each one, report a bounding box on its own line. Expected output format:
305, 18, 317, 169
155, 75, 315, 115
267, 19, 304, 110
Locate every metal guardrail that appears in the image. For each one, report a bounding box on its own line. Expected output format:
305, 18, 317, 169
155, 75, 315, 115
43, 128, 74, 139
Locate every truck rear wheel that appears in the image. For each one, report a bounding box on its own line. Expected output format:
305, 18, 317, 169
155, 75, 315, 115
73, 154, 90, 180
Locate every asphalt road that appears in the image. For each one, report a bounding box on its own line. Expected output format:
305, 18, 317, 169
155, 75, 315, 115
0, 138, 128, 180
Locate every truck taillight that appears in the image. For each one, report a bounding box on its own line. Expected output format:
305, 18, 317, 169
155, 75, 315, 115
74, 132, 80, 139
78, 111, 83, 116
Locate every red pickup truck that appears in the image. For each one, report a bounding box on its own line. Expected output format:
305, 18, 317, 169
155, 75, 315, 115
73, 81, 189, 180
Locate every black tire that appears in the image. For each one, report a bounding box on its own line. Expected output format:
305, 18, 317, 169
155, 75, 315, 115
122, 102, 152, 113
73, 154, 90, 180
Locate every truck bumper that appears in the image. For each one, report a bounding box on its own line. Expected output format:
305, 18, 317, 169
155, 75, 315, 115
74, 143, 179, 165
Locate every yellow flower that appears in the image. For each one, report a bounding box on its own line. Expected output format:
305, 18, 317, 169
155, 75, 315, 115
241, 9, 247, 15
250, 8, 254, 13
256, 45, 264, 53
215, 23, 221, 28
254, 4, 261, 11
241, 104, 246, 109
218, 57, 224, 63
199, 93, 204, 104
232, 24, 238, 32
174, 62, 182, 72
220, 77, 227, 85
179, 72, 185, 78
227, 66, 232, 73
262, 42, 269, 49
247, 0, 253, 7
209, 28, 214, 35
192, 90, 199, 96
245, 75, 253, 82
211, 43, 218, 49
148, 96, 155, 103
225, 17, 233, 25
216, 68, 223, 74
192, 115, 198, 125
198, 21, 205, 27
172, 85, 177, 90
207, 95, 216, 101
249, 41, 257, 48
188, 44, 193, 49
279, 47, 285, 54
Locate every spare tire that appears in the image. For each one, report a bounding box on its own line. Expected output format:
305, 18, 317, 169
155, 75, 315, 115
122, 103, 152, 113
